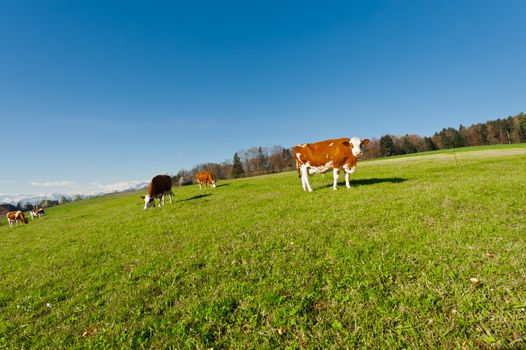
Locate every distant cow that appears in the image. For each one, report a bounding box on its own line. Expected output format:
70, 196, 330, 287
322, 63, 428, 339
195, 171, 216, 190
30, 208, 45, 220
7, 211, 29, 227
140, 175, 173, 209
293, 137, 369, 192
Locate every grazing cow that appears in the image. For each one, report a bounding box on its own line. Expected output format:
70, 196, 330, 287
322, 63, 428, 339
30, 208, 45, 220
293, 136, 369, 192
140, 175, 173, 209
7, 211, 29, 227
195, 171, 216, 190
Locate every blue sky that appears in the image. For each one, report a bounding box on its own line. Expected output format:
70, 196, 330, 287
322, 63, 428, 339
1, 0, 525, 198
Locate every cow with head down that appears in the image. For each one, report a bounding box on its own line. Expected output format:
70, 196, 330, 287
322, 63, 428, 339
30, 208, 45, 220
7, 211, 29, 227
293, 136, 369, 192
195, 171, 216, 190
140, 175, 173, 209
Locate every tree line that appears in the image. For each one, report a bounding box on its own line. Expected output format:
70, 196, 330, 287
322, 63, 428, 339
364, 112, 526, 158
174, 112, 526, 183
173, 146, 297, 184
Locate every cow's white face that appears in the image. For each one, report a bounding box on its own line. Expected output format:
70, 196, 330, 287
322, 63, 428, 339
143, 195, 155, 209
350, 136, 369, 158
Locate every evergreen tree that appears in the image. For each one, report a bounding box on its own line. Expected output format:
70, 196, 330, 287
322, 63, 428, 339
379, 135, 396, 156
232, 153, 245, 178
423, 137, 437, 151
453, 127, 465, 148
281, 148, 294, 169
518, 118, 526, 142
480, 124, 489, 144
401, 135, 417, 154
439, 128, 453, 149
256, 147, 269, 173
502, 117, 514, 144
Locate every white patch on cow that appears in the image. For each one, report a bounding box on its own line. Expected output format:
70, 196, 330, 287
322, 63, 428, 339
308, 161, 333, 175
343, 164, 356, 174
345, 172, 351, 188
143, 194, 155, 209
212, 180, 216, 189
299, 144, 306, 148
295, 153, 302, 161
332, 168, 339, 190
300, 164, 313, 192
163, 190, 173, 204
350, 136, 363, 157
329, 142, 334, 146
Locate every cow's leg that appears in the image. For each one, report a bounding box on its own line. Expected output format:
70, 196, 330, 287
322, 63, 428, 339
332, 168, 340, 190
300, 165, 307, 191
198, 182, 202, 190
169, 191, 173, 204
343, 165, 356, 188
8, 219, 12, 227
300, 164, 313, 192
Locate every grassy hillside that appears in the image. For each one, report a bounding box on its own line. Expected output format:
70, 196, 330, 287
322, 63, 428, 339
1, 145, 526, 349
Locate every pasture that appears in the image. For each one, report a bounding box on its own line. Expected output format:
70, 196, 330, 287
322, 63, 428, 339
1, 145, 525, 349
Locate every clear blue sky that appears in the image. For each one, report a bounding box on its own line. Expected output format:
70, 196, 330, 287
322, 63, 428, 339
1, 0, 525, 197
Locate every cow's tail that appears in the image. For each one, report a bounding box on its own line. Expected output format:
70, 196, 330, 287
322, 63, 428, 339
296, 160, 301, 178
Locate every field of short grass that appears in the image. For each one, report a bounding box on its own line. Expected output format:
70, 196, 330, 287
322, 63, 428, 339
1, 145, 525, 349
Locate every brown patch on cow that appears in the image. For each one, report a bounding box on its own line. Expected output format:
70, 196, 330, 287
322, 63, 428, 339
6, 211, 28, 224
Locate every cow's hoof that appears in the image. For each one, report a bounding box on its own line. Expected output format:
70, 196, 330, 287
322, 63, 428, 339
333, 187, 338, 191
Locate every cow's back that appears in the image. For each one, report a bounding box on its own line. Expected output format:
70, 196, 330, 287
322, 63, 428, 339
149, 175, 172, 196
295, 138, 351, 167
196, 171, 213, 183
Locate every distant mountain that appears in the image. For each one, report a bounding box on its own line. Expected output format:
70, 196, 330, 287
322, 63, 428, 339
0, 182, 148, 212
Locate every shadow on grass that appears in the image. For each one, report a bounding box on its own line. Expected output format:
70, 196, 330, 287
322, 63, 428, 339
215, 183, 230, 188
178, 194, 212, 202
321, 177, 407, 188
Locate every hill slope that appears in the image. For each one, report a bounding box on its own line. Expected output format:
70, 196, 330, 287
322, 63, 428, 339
1, 145, 526, 348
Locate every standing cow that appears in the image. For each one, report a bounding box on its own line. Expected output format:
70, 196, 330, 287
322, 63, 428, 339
140, 175, 173, 209
7, 211, 29, 227
30, 208, 45, 220
293, 136, 369, 192
195, 171, 216, 190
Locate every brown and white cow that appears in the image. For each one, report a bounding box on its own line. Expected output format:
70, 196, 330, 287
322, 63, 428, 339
140, 175, 173, 209
7, 211, 29, 227
195, 171, 216, 190
293, 136, 369, 192
30, 208, 45, 220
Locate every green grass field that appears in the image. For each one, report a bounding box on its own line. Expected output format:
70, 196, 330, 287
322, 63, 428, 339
1, 145, 526, 349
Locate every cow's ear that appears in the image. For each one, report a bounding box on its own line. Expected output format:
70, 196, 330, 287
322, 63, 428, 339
361, 139, 370, 146
140, 196, 145, 199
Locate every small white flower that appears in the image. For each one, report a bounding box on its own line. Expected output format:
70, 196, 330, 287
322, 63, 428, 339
46, 303, 52, 308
